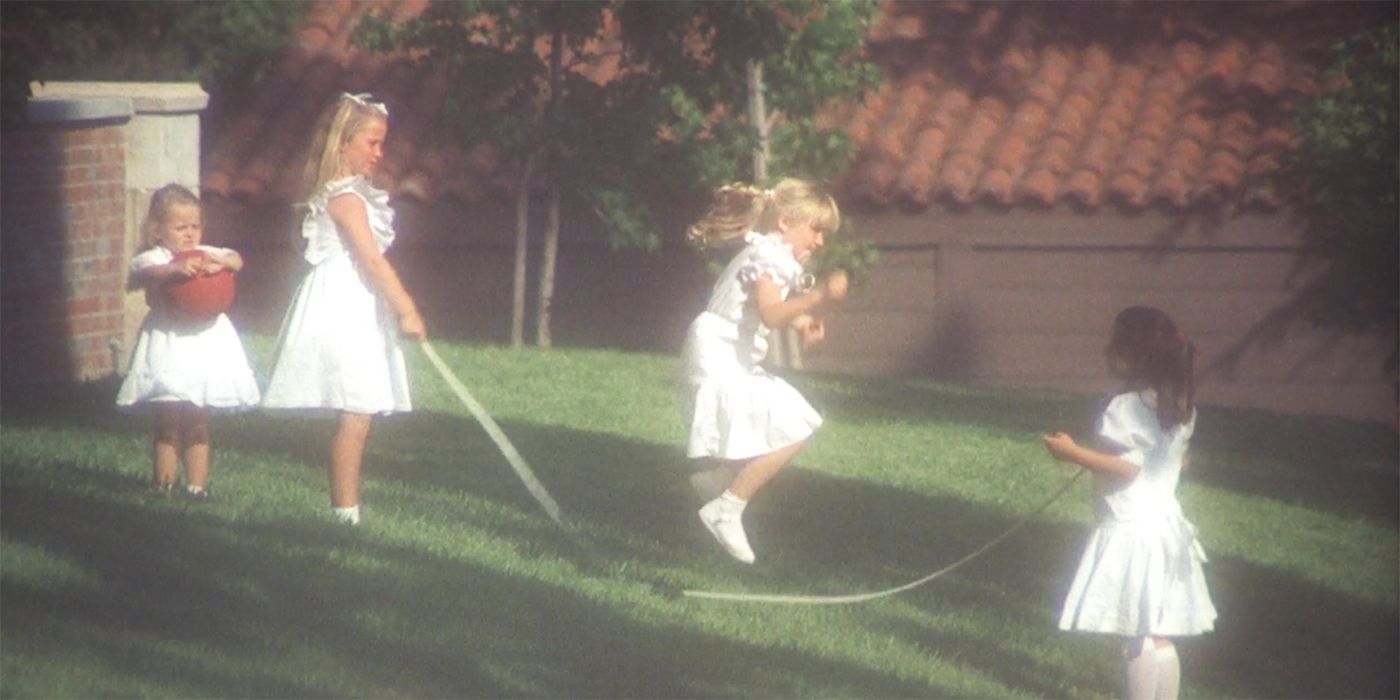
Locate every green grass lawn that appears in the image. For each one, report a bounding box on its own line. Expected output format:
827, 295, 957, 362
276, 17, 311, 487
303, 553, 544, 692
3, 338, 1396, 698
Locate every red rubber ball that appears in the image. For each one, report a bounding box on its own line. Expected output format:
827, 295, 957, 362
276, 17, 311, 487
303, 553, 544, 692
163, 249, 235, 319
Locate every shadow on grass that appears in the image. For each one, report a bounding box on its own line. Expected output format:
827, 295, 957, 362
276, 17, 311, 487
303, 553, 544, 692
4, 460, 952, 699
802, 375, 1400, 526
4, 381, 1397, 698
347, 411, 1400, 699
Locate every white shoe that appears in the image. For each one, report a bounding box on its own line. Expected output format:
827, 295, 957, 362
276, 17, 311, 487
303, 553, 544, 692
698, 499, 755, 564
688, 467, 729, 501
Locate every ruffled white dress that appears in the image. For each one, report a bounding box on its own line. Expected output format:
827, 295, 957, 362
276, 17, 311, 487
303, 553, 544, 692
680, 231, 823, 460
261, 176, 411, 415
1059, 390, 1218, 637
116, 245, 261, 409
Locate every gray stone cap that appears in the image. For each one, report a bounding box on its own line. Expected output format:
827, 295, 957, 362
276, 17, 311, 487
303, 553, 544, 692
29, 81, 209, 116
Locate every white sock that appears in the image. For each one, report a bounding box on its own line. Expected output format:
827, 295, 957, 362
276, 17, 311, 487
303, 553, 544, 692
333, 505, 361, 525
1154, 643, 1180, 700
1124, 637, 1157, 700
718, 490, 747, 513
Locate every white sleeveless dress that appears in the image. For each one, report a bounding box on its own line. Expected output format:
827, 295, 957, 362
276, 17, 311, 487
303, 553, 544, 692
261, 176, 411, 415
680, 231, 823, 460
1059, 390, 1218, 637
115, 245, 261, 409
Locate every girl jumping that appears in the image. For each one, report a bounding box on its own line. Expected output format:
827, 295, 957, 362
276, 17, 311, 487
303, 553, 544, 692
681, 179, 848, 564
116, 183, 260, 498
1043, 305, 1217, 700
262, 93, 426, 526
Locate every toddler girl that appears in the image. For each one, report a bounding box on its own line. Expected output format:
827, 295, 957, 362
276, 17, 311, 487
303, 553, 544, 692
1043, 306, 1217, 700
116, 183, 260, 498
261, 93, 426, 526
681, 179, 848, 564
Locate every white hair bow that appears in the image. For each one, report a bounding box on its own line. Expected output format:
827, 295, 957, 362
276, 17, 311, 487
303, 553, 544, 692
342, 92, 389, 116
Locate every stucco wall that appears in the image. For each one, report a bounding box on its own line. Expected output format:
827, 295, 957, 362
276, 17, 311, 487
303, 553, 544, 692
212, 195, 1394, 424
812, 207, 1396, 423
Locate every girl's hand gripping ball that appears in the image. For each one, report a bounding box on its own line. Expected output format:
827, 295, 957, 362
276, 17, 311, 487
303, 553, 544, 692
163, 249, 235, 320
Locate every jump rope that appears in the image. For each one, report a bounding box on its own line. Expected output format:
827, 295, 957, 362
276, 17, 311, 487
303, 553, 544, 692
420, 340, 1086, 605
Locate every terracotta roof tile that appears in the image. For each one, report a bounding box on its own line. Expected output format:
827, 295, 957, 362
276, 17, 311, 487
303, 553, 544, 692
840, 0, 1390, 211
202, 0, 1392, 213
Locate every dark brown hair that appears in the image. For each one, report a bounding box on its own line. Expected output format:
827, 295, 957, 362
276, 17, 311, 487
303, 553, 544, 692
1108, 306, 1196, 428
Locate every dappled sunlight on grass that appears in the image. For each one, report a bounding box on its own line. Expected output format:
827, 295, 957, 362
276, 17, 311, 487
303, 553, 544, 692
3, 339, 1395, 698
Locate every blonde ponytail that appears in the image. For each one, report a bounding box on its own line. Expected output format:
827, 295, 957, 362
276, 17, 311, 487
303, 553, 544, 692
686, 178, 840, 252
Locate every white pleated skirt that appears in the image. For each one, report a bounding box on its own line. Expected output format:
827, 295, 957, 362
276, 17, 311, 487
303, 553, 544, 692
262, 255, 411, 415
680, 313, 822, 460
116, 312, 260, 409
1059, 515, 1218, 637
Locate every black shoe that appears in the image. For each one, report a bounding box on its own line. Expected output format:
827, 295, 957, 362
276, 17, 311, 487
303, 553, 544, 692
152, 483, 175, 497
182, 485, 210, 502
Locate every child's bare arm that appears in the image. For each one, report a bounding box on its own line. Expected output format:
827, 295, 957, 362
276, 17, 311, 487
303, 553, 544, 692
203, 249, 243, 273
792, 314, 826, 347
328, 193, 426, 341
133, 255, 201, 284
1042, 432, 1139, 479
754, 270, 847, 329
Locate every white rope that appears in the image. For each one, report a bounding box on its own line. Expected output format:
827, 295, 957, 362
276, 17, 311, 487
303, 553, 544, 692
419, 340, 566, 526
683, 469, 1084, 605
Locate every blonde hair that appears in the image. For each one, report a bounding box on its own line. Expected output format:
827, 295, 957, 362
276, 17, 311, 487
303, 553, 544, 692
299, 93, 389, 203
686, 178, 840, 251
142, 183, 201, 248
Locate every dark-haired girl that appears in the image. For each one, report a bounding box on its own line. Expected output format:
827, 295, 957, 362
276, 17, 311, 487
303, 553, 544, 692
1042, 306, 1216, 700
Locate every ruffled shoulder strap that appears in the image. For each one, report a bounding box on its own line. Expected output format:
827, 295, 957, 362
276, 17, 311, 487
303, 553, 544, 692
1098, 391, 1156, 467
735, 231, 802, 290
301, 176, 397, 262
309, 176, 389, 214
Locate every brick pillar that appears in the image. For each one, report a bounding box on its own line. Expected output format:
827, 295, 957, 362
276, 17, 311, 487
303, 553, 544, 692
2, 99, 131, 385
1, 82, 208, 389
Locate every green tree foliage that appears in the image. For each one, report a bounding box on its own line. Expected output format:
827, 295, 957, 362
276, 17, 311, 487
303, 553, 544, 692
357, 0, 883, 344
1282, 22, 1399, 368
1, 1, 309, 127
358, 0, 881, 252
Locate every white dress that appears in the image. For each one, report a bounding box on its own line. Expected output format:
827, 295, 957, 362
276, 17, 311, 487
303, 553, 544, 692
1059, 390, 1218, 637
261, 176, 411, 415
680, 231, 823, 460
115, 245, 261, 409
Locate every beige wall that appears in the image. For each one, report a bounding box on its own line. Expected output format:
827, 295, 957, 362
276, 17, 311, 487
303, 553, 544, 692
209, 196, 1395, 424
810, 207, 1396, 423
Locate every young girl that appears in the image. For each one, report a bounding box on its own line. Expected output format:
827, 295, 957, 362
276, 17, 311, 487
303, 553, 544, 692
261, 93, 426, 526
116, 183, 261, 498
1043, 306, 1217, 700
681, 179, 849, 564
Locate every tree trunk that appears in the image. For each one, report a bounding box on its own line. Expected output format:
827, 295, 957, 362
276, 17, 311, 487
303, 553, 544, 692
747, 60, 801, 369
537, 183, 560, 349
511, 155, 535, 349
537, 23, 564, 349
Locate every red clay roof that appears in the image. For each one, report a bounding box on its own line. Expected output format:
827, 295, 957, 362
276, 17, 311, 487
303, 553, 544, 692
202, 0, 1388, 212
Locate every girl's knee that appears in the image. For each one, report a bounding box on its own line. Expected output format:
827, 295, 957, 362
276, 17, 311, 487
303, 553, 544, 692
337, 411, 374, 438
180, 405, 211, 445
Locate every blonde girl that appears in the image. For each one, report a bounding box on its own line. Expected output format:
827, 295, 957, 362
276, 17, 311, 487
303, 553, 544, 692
681, 178, 849, 563
262, 93, 426, 525
1043, 306, 1217, 699
116, 183, 260, 498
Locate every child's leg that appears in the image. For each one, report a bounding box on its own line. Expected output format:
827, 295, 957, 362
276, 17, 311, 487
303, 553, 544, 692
1153, 638, 1179, 700
180, 404, 211, 492
698, 440, 806, 563
688, 459, 738, 500
152, 404, 182, 488
727, 439, 805, 500
329, 411, 373, 510
1124, 636, 1158, 700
